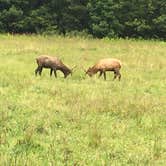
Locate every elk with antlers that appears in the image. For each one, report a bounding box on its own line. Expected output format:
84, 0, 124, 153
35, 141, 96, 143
35, 55, 74, 78
85, 58, 122, 81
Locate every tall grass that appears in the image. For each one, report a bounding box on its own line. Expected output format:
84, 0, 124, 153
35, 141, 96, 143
0, 34, 166, 165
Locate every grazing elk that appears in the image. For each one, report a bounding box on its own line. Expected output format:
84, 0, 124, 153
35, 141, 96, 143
35, 55, 73, 78
85, 58, 122, 81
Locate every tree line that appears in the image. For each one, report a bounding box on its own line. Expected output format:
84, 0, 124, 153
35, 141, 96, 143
0, 0, 165, 39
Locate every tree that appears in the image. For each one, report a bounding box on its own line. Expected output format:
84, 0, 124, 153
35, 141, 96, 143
0, 0, 165, 39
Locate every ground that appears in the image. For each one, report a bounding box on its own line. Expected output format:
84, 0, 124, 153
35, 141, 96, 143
0, 34, 166, 165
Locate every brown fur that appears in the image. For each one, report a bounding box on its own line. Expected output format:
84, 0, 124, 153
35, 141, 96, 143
86, 58, 122, 81
35, 55, 72, 78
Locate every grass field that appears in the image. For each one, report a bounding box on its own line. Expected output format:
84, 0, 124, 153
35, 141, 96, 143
0, 34, 166, 165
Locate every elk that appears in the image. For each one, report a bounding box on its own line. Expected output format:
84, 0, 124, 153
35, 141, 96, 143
85, 58, 122, 81
35, 55, 73, 78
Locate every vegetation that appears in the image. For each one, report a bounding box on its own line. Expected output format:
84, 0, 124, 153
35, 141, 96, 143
0, 34, 166, 165
0, 0, 165, 39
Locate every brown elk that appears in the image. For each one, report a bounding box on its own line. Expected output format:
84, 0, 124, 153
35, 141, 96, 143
85, 58, 122, 81
35, 55, 73, 78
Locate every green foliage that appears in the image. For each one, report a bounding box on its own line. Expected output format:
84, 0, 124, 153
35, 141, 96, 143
0, 5, 23, 32
0, 0, 165, 39
87, 0, 118, 38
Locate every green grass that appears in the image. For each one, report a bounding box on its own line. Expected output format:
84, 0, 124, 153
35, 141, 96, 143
0, 34, 166, 165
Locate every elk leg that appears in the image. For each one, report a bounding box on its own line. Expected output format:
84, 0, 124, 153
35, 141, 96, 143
103, 71, 106, 80
64, 72, 68, 78
118, 71, 121, 81
35, 67, 39, 76
113, 69, 121, 81
113, 71, 117, 80
50, 69, 53, 77
98, 71, 103, 78
35, 66, 41, 76
53, 69, 57, 78
39, 67, 43, 76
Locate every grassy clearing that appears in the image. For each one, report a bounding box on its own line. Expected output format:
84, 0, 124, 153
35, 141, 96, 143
0, 34, 166, 165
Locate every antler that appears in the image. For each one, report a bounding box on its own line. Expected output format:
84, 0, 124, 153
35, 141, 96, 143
71, 65, 77, 71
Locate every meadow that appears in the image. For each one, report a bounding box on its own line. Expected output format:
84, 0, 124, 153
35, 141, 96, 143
0, 34, 166, 165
